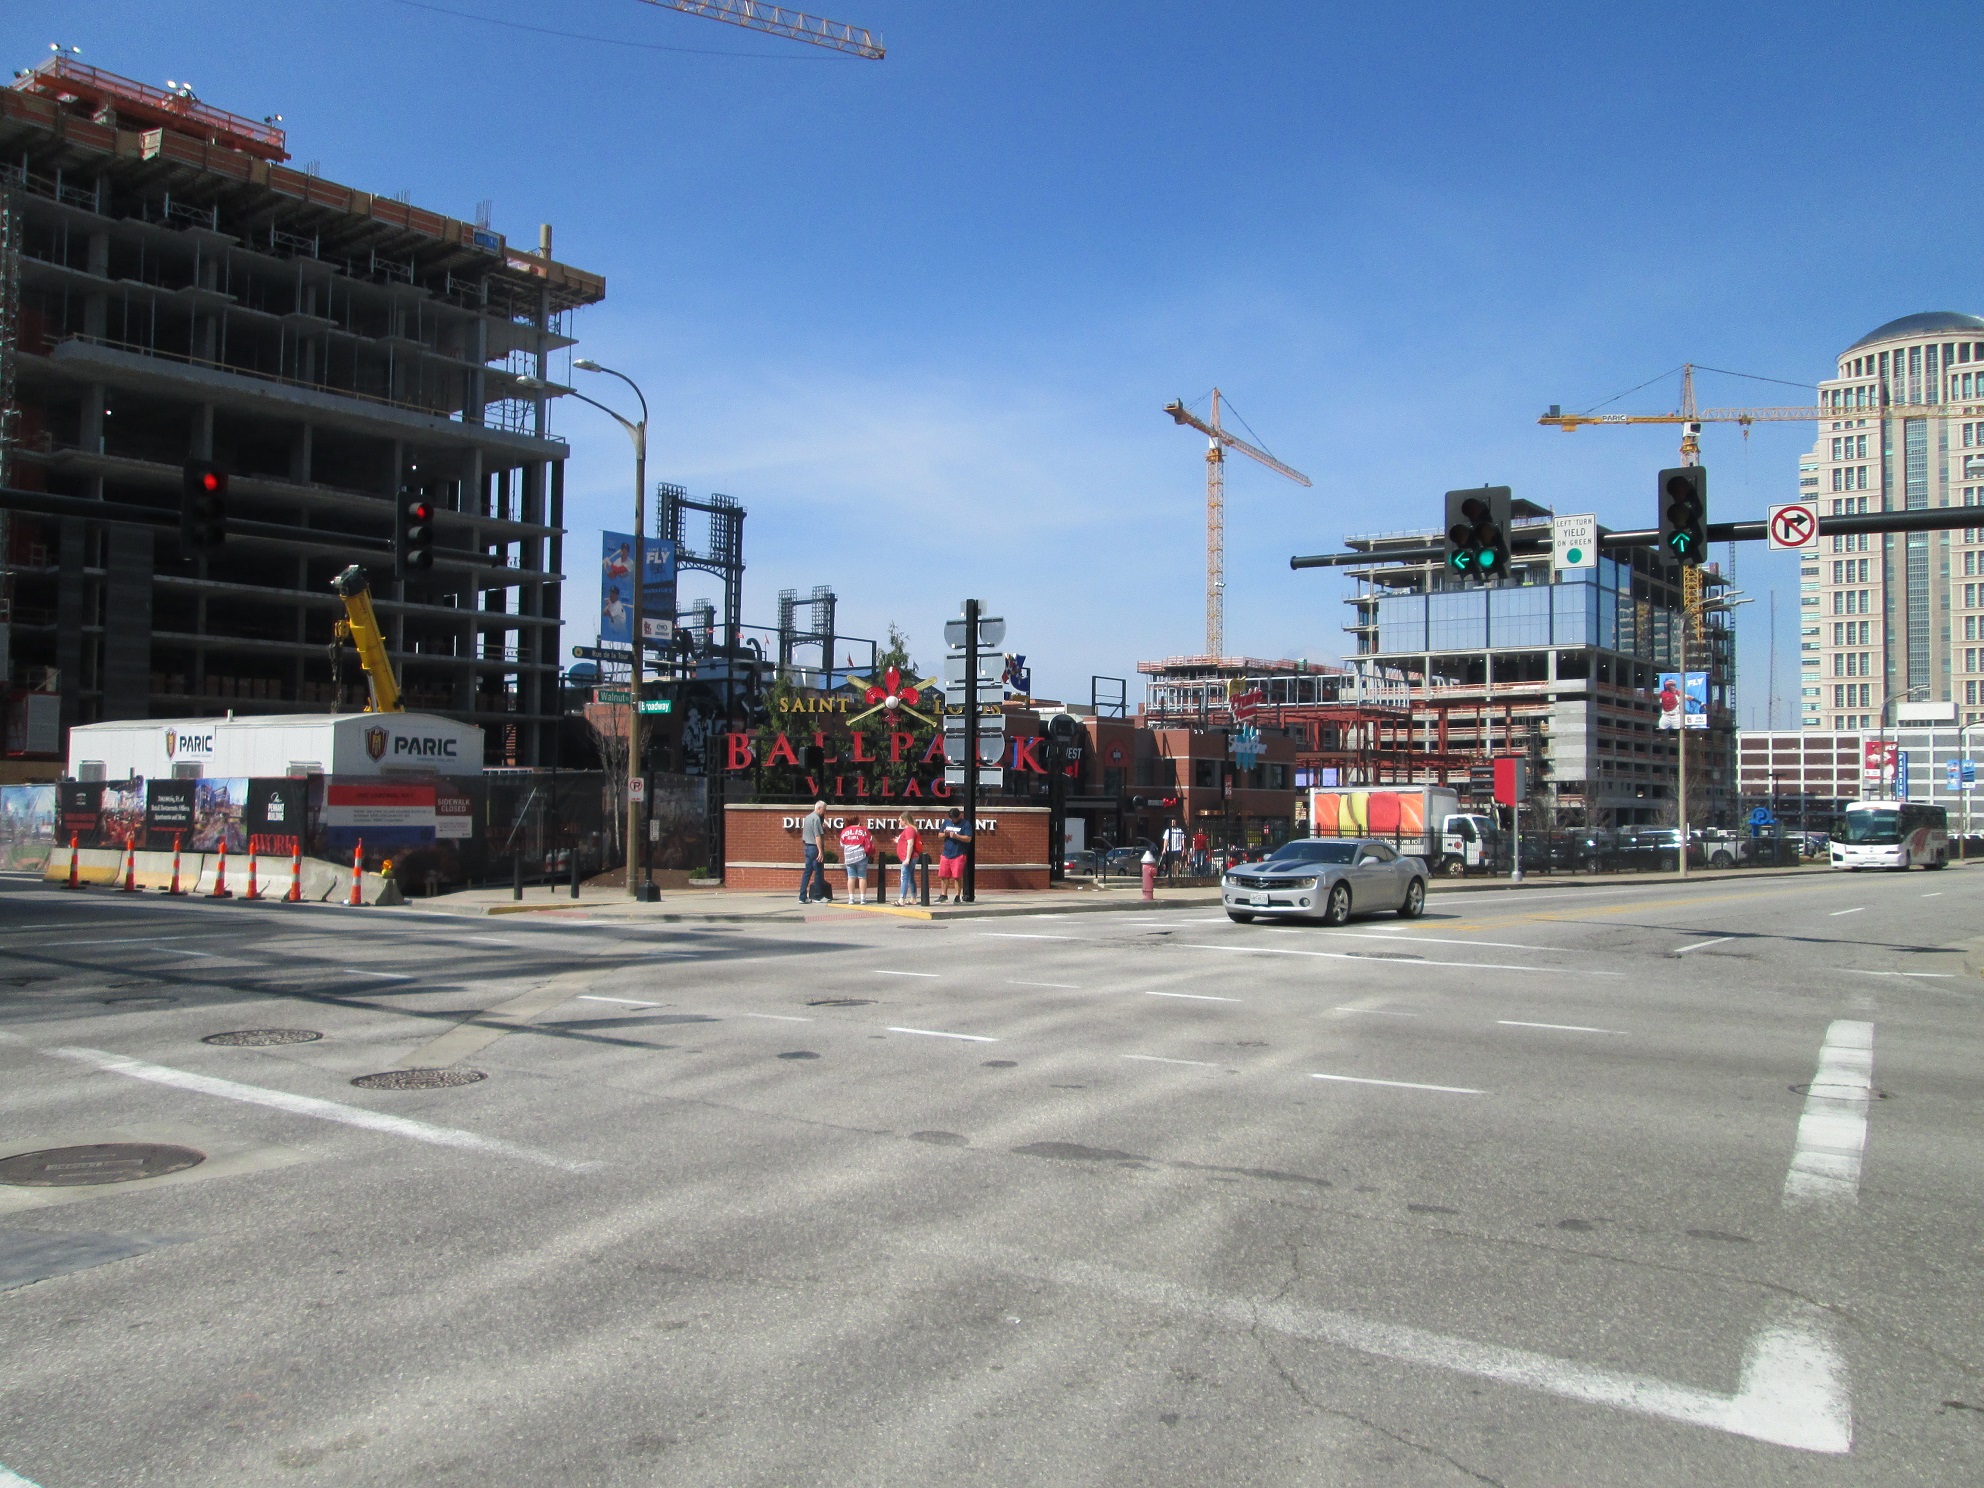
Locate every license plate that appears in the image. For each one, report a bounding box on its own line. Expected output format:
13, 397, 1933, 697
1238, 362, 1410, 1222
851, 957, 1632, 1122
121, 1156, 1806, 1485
1250, 895, 1271, 908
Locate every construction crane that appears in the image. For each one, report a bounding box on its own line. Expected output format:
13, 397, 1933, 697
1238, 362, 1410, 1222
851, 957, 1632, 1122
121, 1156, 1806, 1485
1165, 390, 1312, 659
1537, 362, 1968, 465
638, 0, 884, 57
330, 566, 404, 714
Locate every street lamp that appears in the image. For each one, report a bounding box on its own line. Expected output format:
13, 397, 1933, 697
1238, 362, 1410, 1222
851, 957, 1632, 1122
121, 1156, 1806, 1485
518, 361, 651, 900
1876, 683, 1930, 803
1958, 717, 1983, 860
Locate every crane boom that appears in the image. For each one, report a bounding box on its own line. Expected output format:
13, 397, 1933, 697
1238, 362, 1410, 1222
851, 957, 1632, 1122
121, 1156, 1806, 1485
330, 565, 404, 714
1164, 400, 1315, 486
638, 0, 884, 57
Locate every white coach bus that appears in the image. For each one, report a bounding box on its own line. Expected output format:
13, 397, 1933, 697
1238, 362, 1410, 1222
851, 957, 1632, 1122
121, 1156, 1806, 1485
1831, 801, 1949, 871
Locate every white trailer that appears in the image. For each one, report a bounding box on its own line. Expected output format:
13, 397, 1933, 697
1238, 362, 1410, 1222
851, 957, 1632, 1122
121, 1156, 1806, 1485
66, 713, 484, 782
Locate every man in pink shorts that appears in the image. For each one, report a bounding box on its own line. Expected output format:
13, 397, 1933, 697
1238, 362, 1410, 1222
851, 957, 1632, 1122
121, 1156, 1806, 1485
936, 806, 972, 903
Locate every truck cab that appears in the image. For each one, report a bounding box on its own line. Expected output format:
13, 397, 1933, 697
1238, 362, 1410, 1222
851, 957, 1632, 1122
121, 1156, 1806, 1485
1438, 813, 1498, 874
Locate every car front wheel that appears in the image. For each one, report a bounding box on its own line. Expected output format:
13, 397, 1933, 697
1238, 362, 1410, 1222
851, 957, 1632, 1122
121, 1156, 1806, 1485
1227, 911, 1255, 923
1398, 878, 1425, 918
1321, 881, 1352, 926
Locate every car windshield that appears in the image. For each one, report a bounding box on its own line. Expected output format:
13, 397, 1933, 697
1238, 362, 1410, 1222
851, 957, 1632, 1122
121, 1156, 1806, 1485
1842, 810, 1900, 844
1267, 841, 1358, 865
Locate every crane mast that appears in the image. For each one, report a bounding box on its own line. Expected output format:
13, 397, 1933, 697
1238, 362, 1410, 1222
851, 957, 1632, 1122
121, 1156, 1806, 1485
1165, 390, 1313, 659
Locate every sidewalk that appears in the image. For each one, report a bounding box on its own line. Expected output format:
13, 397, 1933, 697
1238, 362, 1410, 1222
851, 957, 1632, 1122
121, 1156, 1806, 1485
404, 858, 1855, 924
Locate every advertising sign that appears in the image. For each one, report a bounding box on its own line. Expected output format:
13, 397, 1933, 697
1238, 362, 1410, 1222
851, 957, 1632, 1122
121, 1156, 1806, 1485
322, 781, 437, 855
1864, 740, 1896, 788
1951, 759, 1977, 792
144, 779, 196, 847
99, 779, 145, 848
1655, 672, 1708, 730
245, 778, 308, 857
0, 784, 57, 869
191, 778, 249, 853
58, 782, 103, 846
600, 531, 677, 647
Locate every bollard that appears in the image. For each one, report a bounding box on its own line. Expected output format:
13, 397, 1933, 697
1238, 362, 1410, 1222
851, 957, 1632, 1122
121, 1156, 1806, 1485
286, 841, 303, 903
210, 839, 232, 898
243, 846, 261, 901
165, 833, 186, 895
349, 840, 364, 907
121, 835, 138, 893
570, 850, 580, 900
63, 832, 83, 890
919, 853, 931, 908
512, 850, 523, 901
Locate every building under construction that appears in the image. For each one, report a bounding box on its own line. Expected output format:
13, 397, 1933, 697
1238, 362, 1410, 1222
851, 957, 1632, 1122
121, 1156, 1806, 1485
0, 56, 605, 771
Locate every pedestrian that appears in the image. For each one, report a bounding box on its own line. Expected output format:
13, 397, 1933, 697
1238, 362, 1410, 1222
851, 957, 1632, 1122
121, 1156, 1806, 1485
1162, 818, 1186, 879
1191, 826, 1210, 876
893, 813, 922, 907
798, 800, 829, 904
936, 806, 972, 903
839, 816, 873, 905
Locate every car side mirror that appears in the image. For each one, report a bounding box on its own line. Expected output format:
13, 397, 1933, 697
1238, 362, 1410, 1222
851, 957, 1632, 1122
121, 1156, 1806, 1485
1358, 855, 1379, 866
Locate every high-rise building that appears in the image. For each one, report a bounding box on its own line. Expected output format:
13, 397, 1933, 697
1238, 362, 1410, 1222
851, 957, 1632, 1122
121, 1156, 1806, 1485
1807, 311, 1984, 732
0, 56, 605, 770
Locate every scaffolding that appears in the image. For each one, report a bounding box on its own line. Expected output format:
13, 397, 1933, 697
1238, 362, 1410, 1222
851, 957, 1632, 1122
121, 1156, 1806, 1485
776, 584, 836, 681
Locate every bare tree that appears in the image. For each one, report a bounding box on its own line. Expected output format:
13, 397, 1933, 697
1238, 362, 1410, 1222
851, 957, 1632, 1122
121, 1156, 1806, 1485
585, 702, 629, 865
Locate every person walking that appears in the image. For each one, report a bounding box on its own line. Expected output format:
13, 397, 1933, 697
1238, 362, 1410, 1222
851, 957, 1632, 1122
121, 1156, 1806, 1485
798, 800, 829, 904
1162, 819, 1186, 880
1191, 826, 1210, 876
839, 817, 873, 904
936, 806, 972, 904
893, 813, 922, 907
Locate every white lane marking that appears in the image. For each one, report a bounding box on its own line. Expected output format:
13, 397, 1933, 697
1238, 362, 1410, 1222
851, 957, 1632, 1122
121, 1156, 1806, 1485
943, 1248, 1851, 1454
1498, 1020, 1624, 1035
887, 1026, 997, 1043
1181, 943, 1616, 976
874, 969, 940, 979
0, 1460, 46, 1486
578, 994, 660, 1008
1783, 1020, 1874, 1209
1122, 1054, 1224, 1069
52, 934, 226, 946
1310, 1072, 1483, 1095
1828, 907, 1865, 917
45, 1047, 596, 1173
738, 1012, 813, 1022
153, 947, 222, 958
1318, 930, 1556, 952
1922, 892, 1943, 898
977, 932, 1078, 941
1675, 937, 1733, 954
342, 968, 414, 980
1145, 990, 1241, 1003
1009, 980, 1081, 990
1331, 1006, 1418, 1017
1841, 970, 1954, 979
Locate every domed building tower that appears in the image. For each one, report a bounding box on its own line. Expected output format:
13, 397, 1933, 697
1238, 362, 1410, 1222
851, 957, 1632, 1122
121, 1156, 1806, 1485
1807, 312, 1984, 731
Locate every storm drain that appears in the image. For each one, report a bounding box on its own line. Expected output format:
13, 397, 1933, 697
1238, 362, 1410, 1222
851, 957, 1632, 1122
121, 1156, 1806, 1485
805, 998, 875, 1007
204, 1029, 323, 1047
0, 1143, 205, 1187
351, 1068, 486, 1090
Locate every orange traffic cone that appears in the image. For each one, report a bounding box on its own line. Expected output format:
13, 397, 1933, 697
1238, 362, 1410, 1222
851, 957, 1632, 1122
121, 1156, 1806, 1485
244, 846, 261, 901
165, 833, 186, 895
286, 841, 303, 903
348, 839, 364, 907
121, 835, 138, 893
210, 839, 232, 899
63, 832, 83, 890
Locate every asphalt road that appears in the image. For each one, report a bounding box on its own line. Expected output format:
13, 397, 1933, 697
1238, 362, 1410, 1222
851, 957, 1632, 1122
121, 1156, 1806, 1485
2, 866, 1982, 1486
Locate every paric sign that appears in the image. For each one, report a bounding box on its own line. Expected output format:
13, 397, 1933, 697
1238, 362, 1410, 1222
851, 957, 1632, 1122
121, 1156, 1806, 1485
1768, 500, 1819, 551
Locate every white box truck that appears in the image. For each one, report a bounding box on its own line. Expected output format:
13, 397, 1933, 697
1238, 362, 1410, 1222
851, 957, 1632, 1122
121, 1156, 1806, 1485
1308, 785, 1498, 876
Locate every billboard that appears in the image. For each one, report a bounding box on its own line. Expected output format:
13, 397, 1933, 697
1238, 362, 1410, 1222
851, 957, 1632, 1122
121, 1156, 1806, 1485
600, 532, 677, 646
1656, 672, 1708, 730
245, 778, 308, 858
322, 781, 437, 856
144, 780, 197, 847
191, 778, 249, 852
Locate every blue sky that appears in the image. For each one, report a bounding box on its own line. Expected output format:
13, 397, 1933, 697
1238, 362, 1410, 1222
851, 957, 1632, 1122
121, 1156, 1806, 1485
19, 1, 1984, 722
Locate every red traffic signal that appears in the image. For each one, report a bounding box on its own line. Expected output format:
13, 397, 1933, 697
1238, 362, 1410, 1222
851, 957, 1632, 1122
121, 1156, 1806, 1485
181, 459, 228, 555
394, 488, 435, 576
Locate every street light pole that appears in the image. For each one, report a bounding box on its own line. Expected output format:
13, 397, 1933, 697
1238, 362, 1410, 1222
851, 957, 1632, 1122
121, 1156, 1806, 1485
1959, 719, 1982, 860
1877, 684, 1930, 804
520, 363, 651, 900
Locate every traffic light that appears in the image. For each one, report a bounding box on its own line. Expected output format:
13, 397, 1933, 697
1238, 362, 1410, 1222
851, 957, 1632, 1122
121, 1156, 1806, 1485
180, 459, 227, 555
1442, 486, 1512, 582
394, 488, 435, 577
1658, 466, 1708, 566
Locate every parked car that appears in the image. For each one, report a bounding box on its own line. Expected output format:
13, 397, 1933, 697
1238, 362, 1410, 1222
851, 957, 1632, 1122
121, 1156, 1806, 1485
1062, 849, 1100, 876
1221, 836, 1428, 925
1612, 827, 1704, 872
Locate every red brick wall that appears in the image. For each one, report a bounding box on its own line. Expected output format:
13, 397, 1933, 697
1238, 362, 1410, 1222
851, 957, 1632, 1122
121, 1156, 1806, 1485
723, 805, 1049, 891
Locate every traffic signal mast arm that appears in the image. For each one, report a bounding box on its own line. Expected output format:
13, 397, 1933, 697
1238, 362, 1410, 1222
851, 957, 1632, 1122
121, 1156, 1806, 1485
1291, 504, 1981, 569
329, 565, 404, 714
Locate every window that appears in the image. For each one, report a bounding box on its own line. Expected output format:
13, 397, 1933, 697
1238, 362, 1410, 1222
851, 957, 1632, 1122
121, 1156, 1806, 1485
78, 760, 106, 782
1194, 758, 1215, 788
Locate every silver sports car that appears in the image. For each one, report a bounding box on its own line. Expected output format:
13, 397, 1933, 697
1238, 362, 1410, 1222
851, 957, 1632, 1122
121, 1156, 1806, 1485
1221, 837, 1428, 924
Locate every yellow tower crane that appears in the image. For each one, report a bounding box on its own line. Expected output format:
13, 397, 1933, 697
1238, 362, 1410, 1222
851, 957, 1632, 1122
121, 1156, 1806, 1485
638, 0, 884, 57
1165, 390, 1312, 660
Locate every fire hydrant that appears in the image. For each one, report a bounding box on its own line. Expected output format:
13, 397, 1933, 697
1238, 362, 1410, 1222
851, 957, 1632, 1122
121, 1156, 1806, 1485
1141, 847, 1157, 900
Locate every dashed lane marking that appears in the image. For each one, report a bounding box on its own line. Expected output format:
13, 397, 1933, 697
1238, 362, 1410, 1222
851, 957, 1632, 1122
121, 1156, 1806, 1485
1674, 937, 1734, 954
1332, 1006, 1418, 1017
45, 1046, 596, 1173
1009, 980, 1081, 989
1179, 943, 1617, 975
874, 970, 940, 979
0, 1460, 45, 1486
1145, 990, 1241, 1002
1310, 1072, 1483, 1095
1783, 1019, 1873, 1209
1828, 908, 1865, 917
977, 932, 1079, 941
1498, 1020, 1624, 1035
887, 1026, 997, 1043
579, 994, 660, 1007
1841, 969, 1953, 979
342, 968, 415, 979
1122, 1054, 1226, 1069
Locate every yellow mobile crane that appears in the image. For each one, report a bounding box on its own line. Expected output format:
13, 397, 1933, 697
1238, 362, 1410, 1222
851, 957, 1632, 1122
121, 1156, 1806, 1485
330, 565, 404, 713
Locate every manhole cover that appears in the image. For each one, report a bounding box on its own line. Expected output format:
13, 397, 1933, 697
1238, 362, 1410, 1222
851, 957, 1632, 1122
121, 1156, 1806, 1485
805, 997, 875, 1007
351, 1068, 486, 1090
204, 1029, 323, 1047
0, 1143, 205, 1187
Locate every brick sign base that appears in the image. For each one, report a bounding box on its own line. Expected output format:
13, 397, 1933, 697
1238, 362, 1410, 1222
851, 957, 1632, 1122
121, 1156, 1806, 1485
723, 804, 1049, 891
